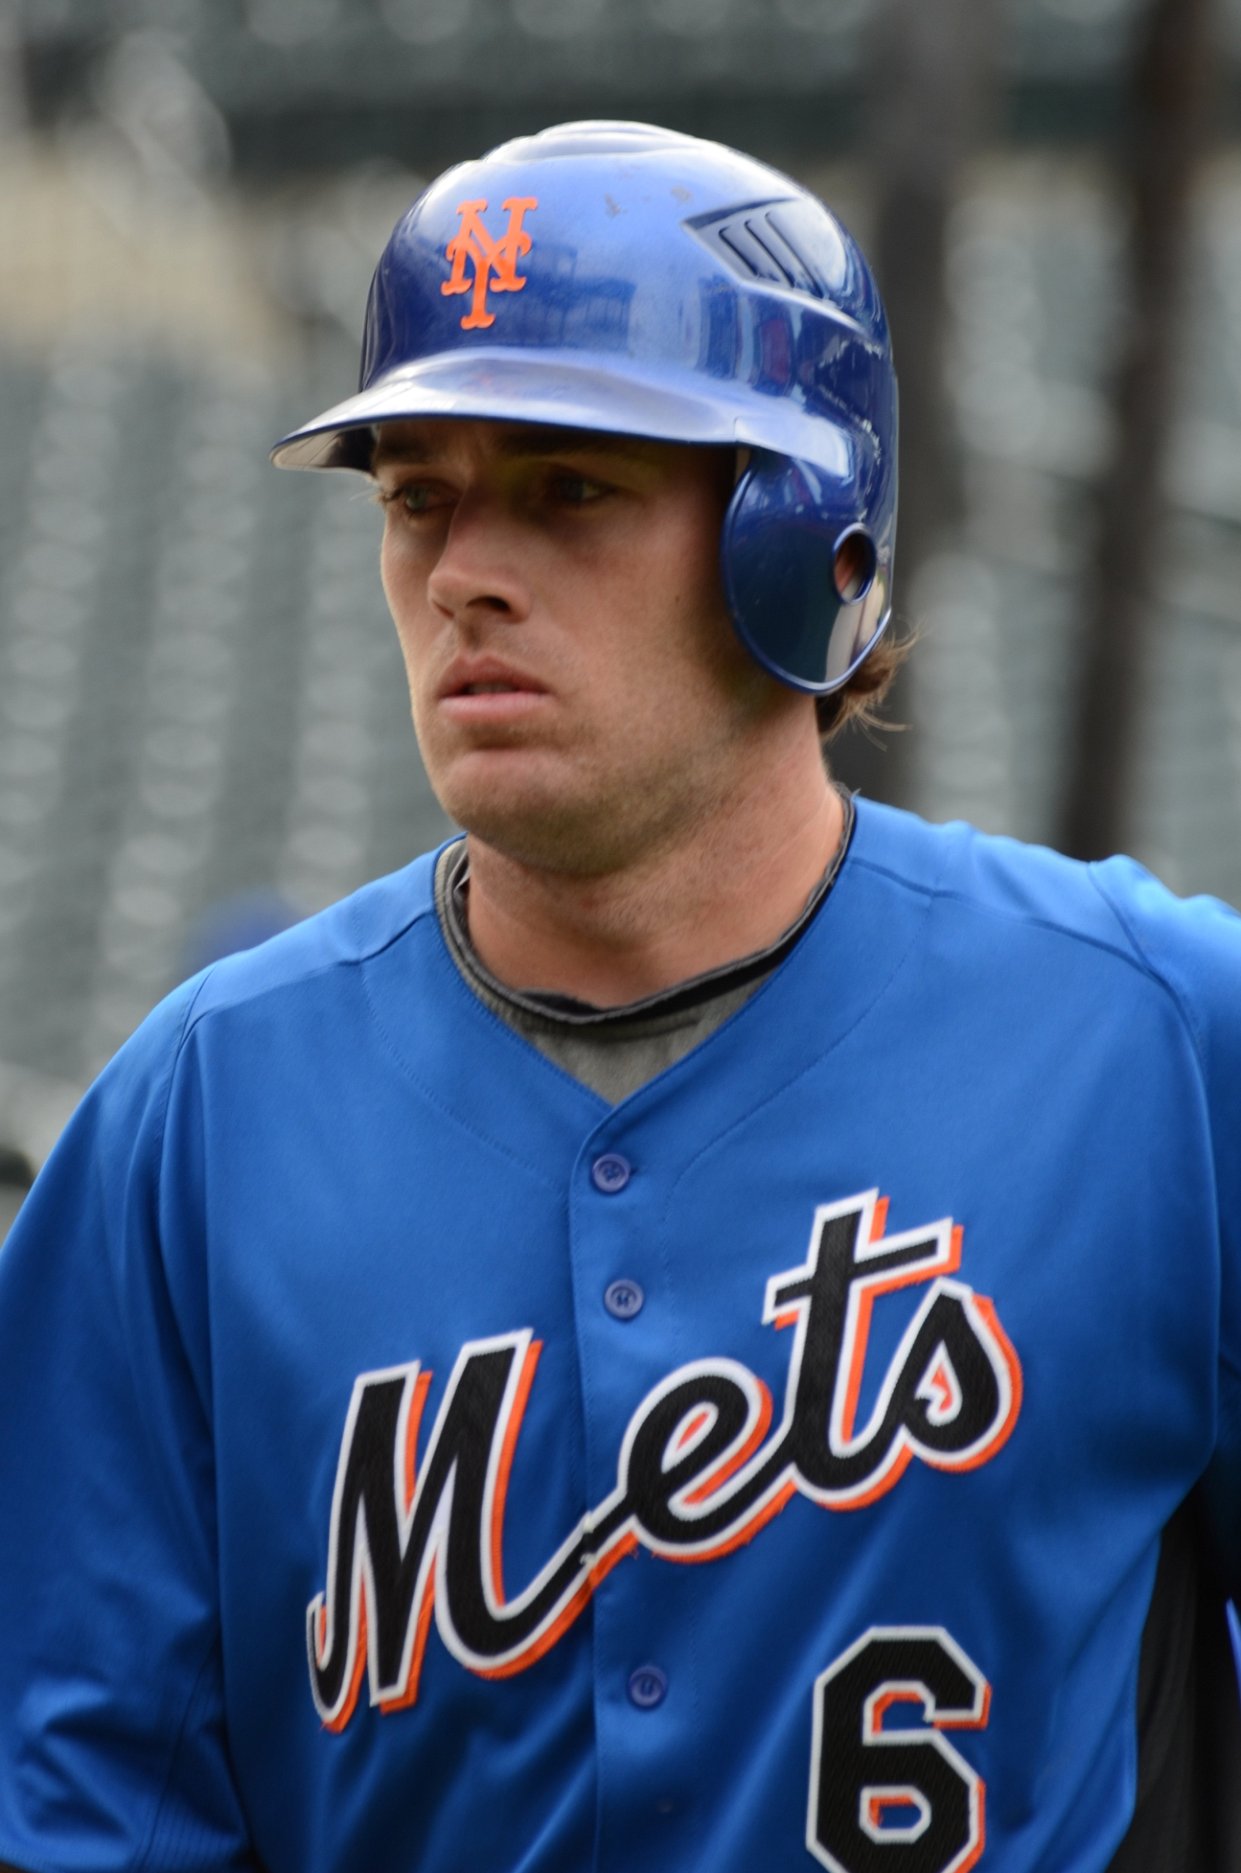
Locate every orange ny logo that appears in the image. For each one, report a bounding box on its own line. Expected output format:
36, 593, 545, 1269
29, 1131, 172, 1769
442, 196, 538, 331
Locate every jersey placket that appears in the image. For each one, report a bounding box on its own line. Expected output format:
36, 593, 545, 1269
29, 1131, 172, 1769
568, 1124, 705, 1868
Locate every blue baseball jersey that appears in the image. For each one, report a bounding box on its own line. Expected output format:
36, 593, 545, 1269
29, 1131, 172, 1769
2, 798, 1240, 1872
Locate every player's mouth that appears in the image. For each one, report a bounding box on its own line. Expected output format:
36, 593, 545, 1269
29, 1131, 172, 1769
438, 658, 550, 723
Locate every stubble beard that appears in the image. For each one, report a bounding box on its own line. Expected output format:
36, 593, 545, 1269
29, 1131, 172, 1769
426, 724, 746, 885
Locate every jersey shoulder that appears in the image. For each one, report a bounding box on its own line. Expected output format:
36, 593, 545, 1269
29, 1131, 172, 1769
167, 841, 444, 1050
851, 796, 1241, 1022
57, 844, 447, 1151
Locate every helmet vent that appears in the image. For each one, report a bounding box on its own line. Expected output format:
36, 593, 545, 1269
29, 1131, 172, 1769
688, 201, 829, 301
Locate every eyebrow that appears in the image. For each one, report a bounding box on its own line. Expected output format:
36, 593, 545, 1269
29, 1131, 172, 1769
371, 424, 663, 469
496, 427, 660, 460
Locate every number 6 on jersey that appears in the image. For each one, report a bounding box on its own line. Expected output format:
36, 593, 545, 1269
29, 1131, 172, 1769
808, 1627, 990, 1873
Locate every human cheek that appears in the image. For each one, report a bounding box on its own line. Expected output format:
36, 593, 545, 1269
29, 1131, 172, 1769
378, 535, 437, 715
382, 516, 441, 633
379, 518, 419, 622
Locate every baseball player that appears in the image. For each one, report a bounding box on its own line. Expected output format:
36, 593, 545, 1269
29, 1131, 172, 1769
1, 120, 1239, 1873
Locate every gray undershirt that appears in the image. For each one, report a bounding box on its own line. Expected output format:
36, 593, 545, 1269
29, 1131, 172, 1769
435, 792, 854, 1105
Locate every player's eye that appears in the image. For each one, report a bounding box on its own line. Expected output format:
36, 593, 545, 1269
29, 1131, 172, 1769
547, 469, 610, 506
375, 479, 448, 519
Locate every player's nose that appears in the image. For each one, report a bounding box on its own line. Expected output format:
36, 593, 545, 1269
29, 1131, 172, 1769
426, 494, 533, 628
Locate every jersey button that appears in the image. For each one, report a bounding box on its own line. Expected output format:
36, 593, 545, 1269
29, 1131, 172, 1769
604, 1278, 644, 1320
627, 1664, 668, 1710
591, 1152, 632, 1194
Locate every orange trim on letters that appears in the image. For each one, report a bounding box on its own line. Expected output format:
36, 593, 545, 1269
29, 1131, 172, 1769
378, 1578, 436, 1715
925, 1358, 957, 1420
834, 1444, 916, 1512
840, 1211, 961, 1445
405, 1369, 433, 1513
491, 1340, 543, 1603
323, 1593, 369, 1733
937, 1680, 992, 1731
476, 1530, 640, 1681
866, 1793, 922, 1829
684, 1382, 773, 1506
927, 1296, 1023, 1475
666, 1476, 798, 1563
675, 1407, 712, 1453
872, 1686, 926, 1728
960, 1787, 986, 1873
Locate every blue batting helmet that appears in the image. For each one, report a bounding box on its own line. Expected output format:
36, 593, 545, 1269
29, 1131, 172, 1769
272, 120, 898, 697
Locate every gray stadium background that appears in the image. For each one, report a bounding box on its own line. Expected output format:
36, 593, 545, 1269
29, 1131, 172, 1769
3, 0, 1241, 1222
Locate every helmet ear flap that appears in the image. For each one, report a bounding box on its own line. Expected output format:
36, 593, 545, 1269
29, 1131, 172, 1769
721, 454, 893, 695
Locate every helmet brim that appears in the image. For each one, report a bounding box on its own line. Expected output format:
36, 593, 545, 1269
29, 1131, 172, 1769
270, 348, 854, 483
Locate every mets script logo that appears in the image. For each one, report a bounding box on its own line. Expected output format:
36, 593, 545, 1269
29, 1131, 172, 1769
441, 195, 538, 331
307, 1190, 1022, 1729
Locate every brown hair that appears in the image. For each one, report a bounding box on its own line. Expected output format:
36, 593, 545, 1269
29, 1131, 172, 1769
815, 622, 914, 742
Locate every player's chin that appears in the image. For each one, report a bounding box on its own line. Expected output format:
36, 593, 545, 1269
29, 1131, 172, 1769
415, 711, 528, 785
433, 759, 628, 874
427, 742, 568, 821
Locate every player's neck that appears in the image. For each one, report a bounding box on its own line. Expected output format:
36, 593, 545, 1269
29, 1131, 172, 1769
461, 746, 845, 1008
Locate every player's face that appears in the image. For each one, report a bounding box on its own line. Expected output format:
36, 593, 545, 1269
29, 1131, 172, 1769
375, 417, 789, 875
